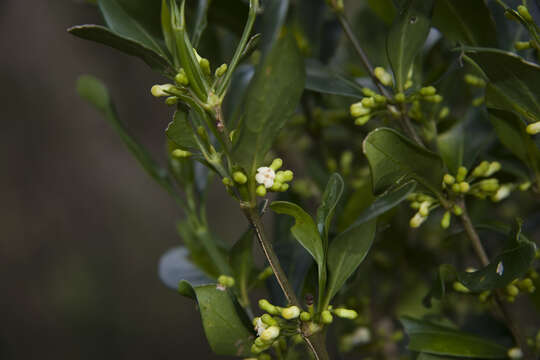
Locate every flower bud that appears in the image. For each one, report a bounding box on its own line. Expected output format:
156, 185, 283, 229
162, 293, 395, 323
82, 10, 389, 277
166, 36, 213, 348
175, 69, 190, 86
472, 161, 490, 177
459, 182, 470, 193
350, 102, 370, 117
361, 97, 376, 108
478, 291, 491, 303
257, 266, 273, 281
456, 166, 468, 182
270, 181, 283, 192
443, 174, 456, 185
472, 96, 485, 107
419, 201, 431, 217
519, 182, 531, 191
439, 106, 450, 119
514, 41, 532, 51
506, 284, 519, 297
279, 183, 290, 192
218, 275, 235, 288
172, 149, 192, 158
464, 74, 486, 87
441, 211, 451, 229
453, 281, 470, 293
300, 312, 311, 322
261, 314, 277, 326
420, 86, 436, 96
410, 212, 426, 228
491, 184, 512, 202
259, 299, 278, 315
165, 96, 179, 105
518, 5, 533, 22
452, 205, 463, 216
334, 308, 358, 319
424, 95, 443, 103
395, 93, 406, 103
256, 185, 267, 197
374, 67, 393, 87
215, 63, 228, 77
282, 170, 294, 182
374, 94, 387, 104
260, 326, 280, 342
354, 115, 371, 126
404, 79, 413, 90
251, 343, 267, 354
281, 306, 301, 320
526, 121, 540, 135
233, 171, 248, 184
485, 162, 501, 177
518, 278, 534, 291
270, 158, 283, 171
151, 84, 174, 97
362, 87, 376, 97
200, 58, 211, 76
508, 347, 523, 359
321, 310, 333, 324
222, 177, 233, 186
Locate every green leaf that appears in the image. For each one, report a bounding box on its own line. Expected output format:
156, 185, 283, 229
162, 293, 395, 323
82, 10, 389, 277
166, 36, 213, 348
158, 246, 211, 290
305, 59, 364, 98
488, 107, 540, 173
432, 0, 497, 47
466, 48, 540, 123
230, 230, 255, 303
325, 219, 377, 303
337, 181, 375, 232
233, 32, 305, 174
352, 181, 416, 225
386, 0, 434, 91
270, 201, 324, 267
401, 316, 508, 358
98, 0, 168, 58
179, 283, 254, 356
176, 220, 222, 278
368, 0, 397, 25
166, 110, 200, 151
363, 128, 444, 195
259, 0, 290, 53
437, 121, 465, 175
68, 25, 173, 76
161, 0, 175, 57
316, 173, 344, 242
76, 75, 173, 189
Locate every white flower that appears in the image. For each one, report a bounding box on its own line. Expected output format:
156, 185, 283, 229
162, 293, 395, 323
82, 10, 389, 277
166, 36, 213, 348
254, 317, 267, 336
256, 167, 275, 188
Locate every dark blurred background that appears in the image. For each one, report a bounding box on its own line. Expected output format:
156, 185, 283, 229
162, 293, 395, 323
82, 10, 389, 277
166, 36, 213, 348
0, 1, 246, 358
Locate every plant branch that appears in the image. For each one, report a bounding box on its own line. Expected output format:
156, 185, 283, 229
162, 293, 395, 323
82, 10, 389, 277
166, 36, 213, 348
334, 9, 425, 147
458, 200, 533, 359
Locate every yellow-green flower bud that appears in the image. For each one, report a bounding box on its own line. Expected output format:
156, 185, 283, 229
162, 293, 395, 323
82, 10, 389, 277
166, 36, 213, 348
261, 314, 277, 326
200, 58, 211, 76
409, 212, 426, 228
257, 266, 273, 281
172, 149, 192, 158
506, 284, 519, 297
419, 201, 431, 217
472, 96, 485, 107
451, 183, 461, 193
256, 185, 267, 197
472, 161, 489, 177
259, 299, 278, 315
508, 347, 524, 359
260, 326, 280, 342
519, 182, 531, 191
518, 278, 534, 291
361, 97, 376, 108
270, 181, 283, 192
334, 308, 358, 319
300, 312, 311, 322
456, 166, 468, 182
485, 162, 501, 176
404, 79, 413, 90
270, 158, 283, 171
420, 86, 437, 96
374, 67, 393, 86
354, 115, 371, 126
410, 201, 421, 210
233, 171, 248, 184
275, 171, 286, 183
165, 96, 179, 105
526, 121, 540, 135
441, 211, 451, 229
218, 275, 235, 288
215, 63, 228, 77
175, 69, 189, 86
452, 205, 463, 216
222, 177, 233, 186
492, 184, 512, 202
459, 182, 470, 193
464, 74, 486, 87
282, 170, 293, 182
374, 94, 386, 104
514, 41, 532, 51
251, 343, 267, 354
439, 106, 450, 119
281, 306, 300, 320
350, 102, 370, 117
362, 87, 376, 97
453, 281, 470, 293
395, 92, 406, 103
151, 84, 174, 97
321, 310, 333, 324
478, 290, 491, 303
443, 174, 456, 185
518, 5, 533, 22
280, 183, 290, 192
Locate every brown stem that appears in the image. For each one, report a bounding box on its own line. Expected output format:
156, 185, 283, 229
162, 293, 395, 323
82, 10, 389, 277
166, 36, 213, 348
458, 200, 533, 359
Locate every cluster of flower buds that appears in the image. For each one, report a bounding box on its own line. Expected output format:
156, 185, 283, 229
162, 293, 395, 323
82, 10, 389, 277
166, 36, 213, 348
505, 4, 538, 52
477, 274, 537, 304
254, 158, 294, 197
349, 88, 387, 126
463, 73, 487, 106
216, 275, 235, 291
407, 193, 453, 229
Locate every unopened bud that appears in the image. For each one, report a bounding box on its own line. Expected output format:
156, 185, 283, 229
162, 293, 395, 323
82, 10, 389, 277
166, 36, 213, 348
151, 84, 174, 97
374, 94, 386, 104
354, 115, 371, 126
361, 97, 376, 108
519, 182, 531, 191
222, 177, 233, 186
281, 306, 300, 320
419, 201, 431, 217
175, 69, 189, 86
456, 166, 468, 182
439, 106, 450, 119
300, 312, 311, 322
441, 211, 451, 229
215, 63, 228, 77
472, 161, 490, 177
256, 185, 267, 197
453, 281, 470, 293
200, 58, 211, 76
350, 102, 370, 117
270, 158, 283, 171
424, 95, 443, 103
518, 5, 533, 22
334, 308, 358, 319
233, 171, 248, 184
395, 92, 406, 103
452, 205, 463, 216
464, 74, 486, 87
420, 86, 437, 96
492, 184, 512, 202
459, 182, 470, 193
282, 170, 293, 182
260, 326, 280, 342
321, 310, 333, 324
443, 174, 456, 185
361, 87, 376, 97
280, 183, 290, 192
410, 212, 426, 228
472, 96, 485, 107
404, 79, 413, 90
526, 121, 540, 135
374, 67, 393, 87
218, 275, 235, 288
508, 347, 523, 359
259, 299, 278, 315
172, 149, 192, 158
514, 41, 532, 51
485, 162, 501, 177
506, 284, 519, 297
261, 314, 277, 326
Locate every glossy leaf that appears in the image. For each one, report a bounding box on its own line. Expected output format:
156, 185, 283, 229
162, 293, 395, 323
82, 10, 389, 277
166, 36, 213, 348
326, 219, 377, 302
363, 128, 444, 195
432, 0, 497, 47
166, 110, 200, 151
270, 201, 324, 267
437, 121, 465, 175
233, 32, 305, 174
466, 48, 540, 123
258, 0, 289, 53
305, 59, 364, 98
230, 230, 255, 301
316, 173, 344, 242
98, 0, 167, 58
179, 283, 254, 356
158, 246, 211, 290
353, 181, 416, 225
68, 25, 173, 76
386, 0, 434, 91
76, 75, 173, 190
401, 317, 507, 358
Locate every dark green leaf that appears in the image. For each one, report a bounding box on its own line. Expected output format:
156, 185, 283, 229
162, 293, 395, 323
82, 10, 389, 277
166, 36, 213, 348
177, 220, 221, 278
233, 32, 305, 174
158, 246, 211, 290
437, 121, 465, 175
191, 0, 210, 47
368, 0, 397, 25
166, 110, 200, 151
161, 0, 176, 58
326, 219, 377, 302
270, 201, 324, 267
68, 25, 173, 76
337, 181, 375, 232
76, 75, 173, 189
387, 0, 434, 91
305, 59, 364, 98
353, 181, 416, 225
466, 47, 540, 123
230, 230, 255, 302
207, 0, 249, 36
433, 0, 497, 47
362, 127, 444, 195
259, 0, 290, 53
401, 316, 508, 358
316, 173, 344, 242
223, 64, 254, 128
179, 283, 254, 356
98, 0, 168, 58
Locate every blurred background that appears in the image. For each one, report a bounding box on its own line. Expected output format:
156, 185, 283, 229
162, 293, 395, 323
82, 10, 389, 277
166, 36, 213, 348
0, 1, 246, 358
